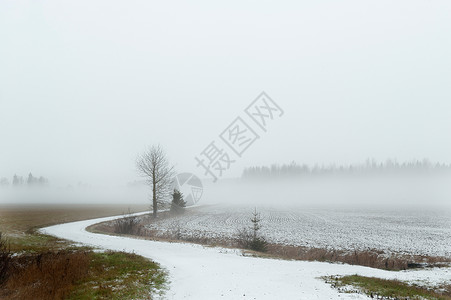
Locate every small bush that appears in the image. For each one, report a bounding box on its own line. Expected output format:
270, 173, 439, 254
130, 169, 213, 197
236, 209, 268, 252
114, 210, 141, 235
236, 228, 268, 252
248, 236, 268, 252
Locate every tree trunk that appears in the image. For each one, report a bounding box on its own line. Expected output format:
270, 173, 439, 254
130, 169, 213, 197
152, 180, 157, 218
152, 170, 157, 218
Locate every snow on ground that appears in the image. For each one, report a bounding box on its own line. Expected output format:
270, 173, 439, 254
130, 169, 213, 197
144, 205, 451, 257
41, 212, 451, 300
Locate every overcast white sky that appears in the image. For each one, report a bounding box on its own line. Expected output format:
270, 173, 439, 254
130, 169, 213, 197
1, 1, 450, 185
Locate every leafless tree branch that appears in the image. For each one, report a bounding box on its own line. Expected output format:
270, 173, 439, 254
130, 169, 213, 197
136, 145, 175, 218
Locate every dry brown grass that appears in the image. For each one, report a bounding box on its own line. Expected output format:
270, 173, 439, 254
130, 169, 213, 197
0, 232, 12, 285
0, 204, 149, 235
441, 285, 451, 297
0, 250, 90, 300
265, 244, 431, 270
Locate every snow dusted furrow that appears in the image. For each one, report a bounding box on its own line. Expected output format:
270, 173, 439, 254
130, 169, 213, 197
145, 206, 451, 257
41, 211, 451, 299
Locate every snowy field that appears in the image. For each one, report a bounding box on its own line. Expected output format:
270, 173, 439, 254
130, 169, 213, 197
41, 212, 451, 299
144, 205, 451, 257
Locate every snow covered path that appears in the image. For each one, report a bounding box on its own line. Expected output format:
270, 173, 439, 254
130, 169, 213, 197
41, 213, 451, 300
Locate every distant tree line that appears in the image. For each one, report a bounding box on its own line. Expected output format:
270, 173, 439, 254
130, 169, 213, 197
0, 173, 49, 187
242, 159, 451, 179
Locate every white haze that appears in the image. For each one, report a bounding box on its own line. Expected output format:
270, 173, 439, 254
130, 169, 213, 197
0, 1, 450, 208
202, 174, 451, 209
2, 173, 450, 210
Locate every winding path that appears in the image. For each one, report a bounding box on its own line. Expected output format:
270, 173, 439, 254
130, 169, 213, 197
41, 212, 450, 299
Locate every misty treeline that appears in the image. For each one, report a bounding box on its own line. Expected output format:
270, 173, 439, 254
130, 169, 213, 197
242, 159, 451, 179
0, 173, 49, 188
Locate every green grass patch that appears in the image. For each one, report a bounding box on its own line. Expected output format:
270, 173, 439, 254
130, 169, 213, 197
7, 233, 74, 253
324, 275, 451, 300
66, 251, 167, 300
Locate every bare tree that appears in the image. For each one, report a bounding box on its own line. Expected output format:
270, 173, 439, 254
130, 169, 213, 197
136, 145, 175, 218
